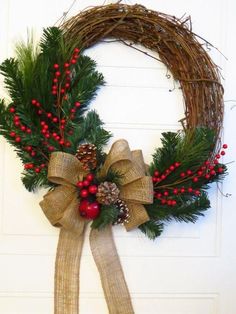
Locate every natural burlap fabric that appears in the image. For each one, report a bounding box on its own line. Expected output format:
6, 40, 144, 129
40, 140, 153, 313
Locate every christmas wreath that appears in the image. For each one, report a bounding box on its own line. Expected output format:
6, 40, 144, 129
0, 3, 228, 314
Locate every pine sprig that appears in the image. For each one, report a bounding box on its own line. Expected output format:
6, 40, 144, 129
91, 204, 119, 229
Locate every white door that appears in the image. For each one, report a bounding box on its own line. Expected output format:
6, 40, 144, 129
0, 1, 236, 313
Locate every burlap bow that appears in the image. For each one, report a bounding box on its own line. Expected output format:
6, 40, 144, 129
40, 139, 153, 314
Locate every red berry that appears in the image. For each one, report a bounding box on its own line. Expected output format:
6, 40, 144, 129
173, 188, 178, 195
175, 162, 181, 167
74, 48, 80, 53
205, 174, 210, 179
14, 115, 19, 121
66, 70, 70, 75
60, 88, 65, 94
65, 83, 70, 88
86, 173, 94, 181
15, 136, 21, 143
83, 180, 90, 187
61, 119, 66, 124
171, 200, 177, 206
188, 187, 193, 193
52, 117, 58, 123
53, 78, 58, 83
180, 187, 185, 193
193, 177, 198, 182
75, 101, 81, 107
221, 151, 225, 156
14, 121, 20, 127
222, 144, 228, 149
88, 185, 98, 194
40, 164, 46, 168
169, 165, 175, 171
76, 181, 84, 188
53, 64, 59, 69
52, 90, 57, 95
80, 189, 89, 198
71, 59, 76, 64
163, 191, 169, 196
55, 71, 61, 77
9, 107, 15, 113
165, 169, 170, 174
10, 131, 16, 137
180, 172, 185, 178
31, 151, 36, 157
152, 177, 158, 183
210, 170, 216, 176
26, 145, 32, 151
79, 199, 90, 217
197, 171, 203, 176
64, 62, 70, 68
195, 190, 200, 196
214, 159, 219, 164
37, 110, 43, 115
205, 160, 210, 165
41, 129, 47, 134
70, 114, 75, 120
40, 121, 46, 126
52, 85, 57, 90
187, 170, 192, 175
26, 128, 32, 134
48, 146, 54, 151
65, 141, 71, 147
31, 99, 37, 105
70, 108, 76, 113
161, 199, 166, 205
154, 170, 159, 177
35, 167, 41, 173
156, 193, 162, 199
47, 113, 52, 118
215, 154, 220, 159
167, 200, 172, 206
59, 140, 64, 145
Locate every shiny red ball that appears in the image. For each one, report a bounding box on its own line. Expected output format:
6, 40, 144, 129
76, 181, 84, 188
86, 202, 100, 219
79, 200, 100, 219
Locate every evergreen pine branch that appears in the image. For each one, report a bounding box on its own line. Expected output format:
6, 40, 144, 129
138, 220, 164, 240
91, 204, 119, 229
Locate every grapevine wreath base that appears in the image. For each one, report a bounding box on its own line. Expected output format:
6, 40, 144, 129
0, 3, 227, 314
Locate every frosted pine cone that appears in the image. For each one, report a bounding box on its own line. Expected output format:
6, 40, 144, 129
76, 143, 97, 171
96, 181, 120, 205
113, 199, 130, 225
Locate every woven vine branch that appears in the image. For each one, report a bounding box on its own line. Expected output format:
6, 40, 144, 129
62, 3, 224, 144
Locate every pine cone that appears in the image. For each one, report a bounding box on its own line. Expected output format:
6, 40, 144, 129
113, 199, 130, 225
76, 143, 97, 171
96, 181, 120, 205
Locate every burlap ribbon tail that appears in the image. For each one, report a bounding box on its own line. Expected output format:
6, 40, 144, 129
40, 139, 153, 313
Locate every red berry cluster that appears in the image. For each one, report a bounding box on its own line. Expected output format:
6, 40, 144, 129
77, 173, 100, 219
24, 163, 46, 173
9, 110, 32, 144
152, 161, 181, 183
152, 144, 227, 206
51, 47, 80, 99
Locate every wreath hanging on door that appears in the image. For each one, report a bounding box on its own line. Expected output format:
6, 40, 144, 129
0, 3, 227, 314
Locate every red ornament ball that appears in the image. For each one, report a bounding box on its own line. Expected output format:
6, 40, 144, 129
79, 200, 100, 219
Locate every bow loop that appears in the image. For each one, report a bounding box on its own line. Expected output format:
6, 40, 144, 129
48, 152, 87, 186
